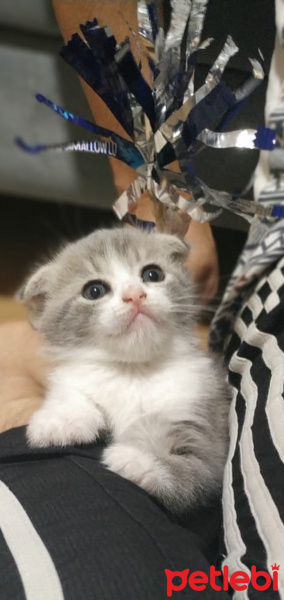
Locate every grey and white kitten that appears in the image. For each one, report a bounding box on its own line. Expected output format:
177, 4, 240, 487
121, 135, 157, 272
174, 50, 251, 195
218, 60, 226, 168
19, 227, 230, 513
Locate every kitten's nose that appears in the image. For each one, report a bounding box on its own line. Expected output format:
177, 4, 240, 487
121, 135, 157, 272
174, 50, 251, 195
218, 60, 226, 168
122, 284, 147, 307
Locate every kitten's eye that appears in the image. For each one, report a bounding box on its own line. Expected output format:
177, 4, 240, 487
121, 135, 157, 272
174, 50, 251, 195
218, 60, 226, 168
82, 280, 110, 300
141, 264, 165, 283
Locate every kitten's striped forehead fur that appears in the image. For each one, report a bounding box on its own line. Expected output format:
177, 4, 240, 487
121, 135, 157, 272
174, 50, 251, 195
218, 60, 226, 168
20, 227, 196, 362
52, 227, 189, 284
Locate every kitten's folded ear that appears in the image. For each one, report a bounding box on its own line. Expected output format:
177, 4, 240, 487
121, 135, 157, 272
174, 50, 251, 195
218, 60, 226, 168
16, 263, 53, 328
163, 235, 190, 263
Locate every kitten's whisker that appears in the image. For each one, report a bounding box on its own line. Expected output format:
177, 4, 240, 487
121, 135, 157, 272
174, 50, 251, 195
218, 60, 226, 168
169, 306, 217, 314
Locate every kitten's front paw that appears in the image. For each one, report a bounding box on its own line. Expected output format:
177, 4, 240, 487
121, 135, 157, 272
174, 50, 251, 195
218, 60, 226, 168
27, 405, 105, 448
102, 443, 166, 494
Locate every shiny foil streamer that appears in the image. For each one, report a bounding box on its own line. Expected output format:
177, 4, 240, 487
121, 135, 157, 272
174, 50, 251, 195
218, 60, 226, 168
186, 0, 208, 56
153, 0, 193, 126
16, 138, 119, 157
255, 126, 276, 151
154, 26, 165, 64
97, 33, 135, 138
164, 0, 192, 53
195, 36, 238, 103
159, 97, 195, 145
150, 178, 211, 225
183, 81, 236, 148
234, 60, 264, 102
152, 178, 200, 214
115, 42, 156, 131
113, 176, 147, 219
197, 127, 276, 150
137, 1, 161, 79
19, 4, 279, 227
200, 183, 284, 222
60, 29, 134, 138
137, 0, 160, 54
182, 37, 213, 102
147, 2, 160, 41
138, 0, 154, 43
34, 94, 145, 170
272, 205, 284, 218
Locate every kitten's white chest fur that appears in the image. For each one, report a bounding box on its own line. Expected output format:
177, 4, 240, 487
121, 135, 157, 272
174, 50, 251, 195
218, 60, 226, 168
51, 340, 207, 441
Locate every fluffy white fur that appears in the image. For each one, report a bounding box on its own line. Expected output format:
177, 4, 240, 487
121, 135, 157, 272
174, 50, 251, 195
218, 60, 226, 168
19, 227, 230, 513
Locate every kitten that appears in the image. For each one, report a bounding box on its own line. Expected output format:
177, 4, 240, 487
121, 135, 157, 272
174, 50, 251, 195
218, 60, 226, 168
18, 227, 230, 513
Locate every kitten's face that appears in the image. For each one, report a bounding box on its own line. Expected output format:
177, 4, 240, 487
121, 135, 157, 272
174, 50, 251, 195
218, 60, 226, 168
20, 228, 196, 362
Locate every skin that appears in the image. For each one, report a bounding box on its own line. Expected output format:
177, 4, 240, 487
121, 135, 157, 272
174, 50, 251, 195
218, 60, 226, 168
0, 1, 218, 433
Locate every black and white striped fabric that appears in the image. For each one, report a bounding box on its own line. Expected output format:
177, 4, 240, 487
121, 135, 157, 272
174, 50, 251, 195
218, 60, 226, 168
209, 4, 284, 592
219, 255, 284, 599
0, 429, 228, 600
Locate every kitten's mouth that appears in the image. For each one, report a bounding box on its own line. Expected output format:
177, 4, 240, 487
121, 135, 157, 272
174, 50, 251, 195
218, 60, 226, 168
125, 308, 154, 331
